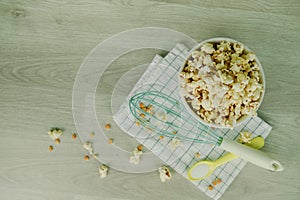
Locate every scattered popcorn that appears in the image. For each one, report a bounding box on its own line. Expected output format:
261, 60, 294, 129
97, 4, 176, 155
217, 178, 222, 183
158, 166, 172, 182
180, 40, 264, 127
99, 165, 108, 179
168, 138, 183, 150
55, 138, 61, 144
48, 128, 63, 140
135, 102, 161, 129
105, 124, 111, 130
239, 131, 252, 144
129, 147, 143, 165
84, 155, 90, 161
208, 185, 214, 190
48, 145, 54, 152
159, 135, 164, 140
71, 133, 77, 140
82, 142, 94, 155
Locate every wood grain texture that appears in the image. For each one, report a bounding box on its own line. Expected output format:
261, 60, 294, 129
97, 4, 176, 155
0, 0, 300, 200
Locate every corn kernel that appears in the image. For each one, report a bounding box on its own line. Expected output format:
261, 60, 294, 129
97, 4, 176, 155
139, 102, 145, 108
212, 180, 218, 186
137, 144, 143, 151
55, 138, 61, 144
105, 124, 111, 130
48, 145, 54, 152
72, 133, 77, 140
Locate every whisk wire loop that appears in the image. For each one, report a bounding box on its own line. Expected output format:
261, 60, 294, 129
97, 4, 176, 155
129, 90, 222, 145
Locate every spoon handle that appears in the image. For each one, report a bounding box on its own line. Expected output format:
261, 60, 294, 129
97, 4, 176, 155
214, 152, 239, 167
214, 137, 263, 167
220, 138, 284, 171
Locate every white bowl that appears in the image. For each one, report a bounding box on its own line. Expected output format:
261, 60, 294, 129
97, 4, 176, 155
179, 37, 266, 128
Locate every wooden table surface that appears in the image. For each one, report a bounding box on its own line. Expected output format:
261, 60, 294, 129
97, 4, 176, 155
1, 0, 300, 199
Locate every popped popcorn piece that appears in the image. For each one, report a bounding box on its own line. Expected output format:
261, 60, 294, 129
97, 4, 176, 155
203, 55, 214, 66
195, 152, 201, 158
48, 128, 63, 140
168, 138, 183, 150
201, 43, 215, 54
239, 131, 252, 144
129, 147, 143, 165
99, 165, 108, 179
180, 40, 264, 127
233, 43, 244, 54
82, 142, 94, 155
158, 166, 172, 182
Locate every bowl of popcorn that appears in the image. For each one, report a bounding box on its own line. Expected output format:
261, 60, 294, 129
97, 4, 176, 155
179, 37, 265, 128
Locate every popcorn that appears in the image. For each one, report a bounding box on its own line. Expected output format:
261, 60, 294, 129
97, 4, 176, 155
233, 43, 244, 54
201, 43, 215, 54
48, 128, 63, 140
180, 40, 264, 127
202, 99, 212, 111
82, 141, 94, 155
129, 147, 143, 165
203, 55, 214, 66
99, 165, 108, 179
158, 166, 172, 182
245, 52, 256, 61
168, 138, 183, 150
217, 41, 231, 52
239, 131, 252, 144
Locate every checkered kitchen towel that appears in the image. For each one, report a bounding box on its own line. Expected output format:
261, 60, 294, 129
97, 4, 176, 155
114, 44, 272, 200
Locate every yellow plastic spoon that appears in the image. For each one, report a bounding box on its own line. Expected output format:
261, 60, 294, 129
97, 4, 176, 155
187, 136, 265, 181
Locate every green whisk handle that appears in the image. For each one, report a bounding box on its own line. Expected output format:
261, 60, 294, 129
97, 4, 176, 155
219, 138, 284, 171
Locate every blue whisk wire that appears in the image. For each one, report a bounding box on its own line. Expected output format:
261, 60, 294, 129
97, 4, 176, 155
129, 90, 223, 145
